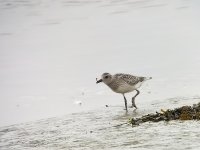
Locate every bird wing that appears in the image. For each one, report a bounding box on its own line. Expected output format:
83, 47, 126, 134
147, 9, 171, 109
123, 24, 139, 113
115, 74, 145, 86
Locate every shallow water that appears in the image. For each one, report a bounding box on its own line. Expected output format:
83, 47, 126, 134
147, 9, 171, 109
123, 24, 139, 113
1, 0, 200, 149
1, 97, 200, 150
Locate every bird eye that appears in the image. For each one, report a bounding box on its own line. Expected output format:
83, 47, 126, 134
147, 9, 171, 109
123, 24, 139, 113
105, 76, 108, 79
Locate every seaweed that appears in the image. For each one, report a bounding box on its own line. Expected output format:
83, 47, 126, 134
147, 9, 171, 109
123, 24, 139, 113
129, 102, 200, 126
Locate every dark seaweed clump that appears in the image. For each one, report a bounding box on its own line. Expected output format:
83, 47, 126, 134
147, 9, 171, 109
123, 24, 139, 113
130, 102, 200, 126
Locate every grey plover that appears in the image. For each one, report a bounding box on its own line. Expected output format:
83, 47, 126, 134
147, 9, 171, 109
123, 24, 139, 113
96, 73, 152, 111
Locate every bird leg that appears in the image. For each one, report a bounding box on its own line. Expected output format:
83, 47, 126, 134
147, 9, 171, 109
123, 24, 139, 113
132, 90, 140, 109
123, 94, 128, 111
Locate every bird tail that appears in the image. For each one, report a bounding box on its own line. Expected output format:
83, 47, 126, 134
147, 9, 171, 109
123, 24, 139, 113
144, 77, 152, 81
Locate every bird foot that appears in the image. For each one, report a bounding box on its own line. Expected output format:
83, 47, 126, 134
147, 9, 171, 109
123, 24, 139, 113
130, 105, 138, 109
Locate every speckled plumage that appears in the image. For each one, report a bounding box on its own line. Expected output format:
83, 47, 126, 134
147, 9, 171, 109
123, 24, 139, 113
107, 73, 149, 94
96, 73, 152, 111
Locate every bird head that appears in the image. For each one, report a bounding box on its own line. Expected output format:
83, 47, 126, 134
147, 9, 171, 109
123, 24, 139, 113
96, 73, 112, 85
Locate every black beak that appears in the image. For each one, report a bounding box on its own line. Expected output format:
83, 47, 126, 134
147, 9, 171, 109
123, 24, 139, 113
96, 79, 103, 84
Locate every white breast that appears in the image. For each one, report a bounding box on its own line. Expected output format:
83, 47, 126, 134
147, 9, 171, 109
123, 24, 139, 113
114, 81, 144, 94
114, 84, 135, 94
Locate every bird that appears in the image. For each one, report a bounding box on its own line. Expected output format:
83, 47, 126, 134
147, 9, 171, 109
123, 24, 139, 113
96, 73, 152, 111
